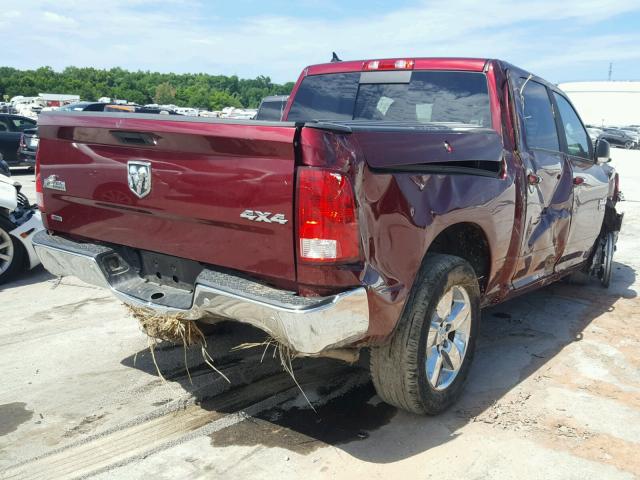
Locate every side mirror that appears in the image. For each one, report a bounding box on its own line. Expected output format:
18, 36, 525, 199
595, 138, 611, 164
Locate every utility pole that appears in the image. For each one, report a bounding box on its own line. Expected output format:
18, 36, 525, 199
608, 62, 613, 81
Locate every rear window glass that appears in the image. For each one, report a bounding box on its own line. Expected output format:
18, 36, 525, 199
287, 71, 491, 127
288, 73, 360, 121
11, 117, 36, 130
256, 100, 286, 120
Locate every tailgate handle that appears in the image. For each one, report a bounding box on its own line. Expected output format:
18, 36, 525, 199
110, 130, 159, 146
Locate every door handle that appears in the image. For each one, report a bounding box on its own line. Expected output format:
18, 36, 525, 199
573, 176, 585, 186
110, 130, 159, 146
527, 173, 542, 185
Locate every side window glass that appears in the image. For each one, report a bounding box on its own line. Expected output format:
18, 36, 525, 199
521, 80, 560, 151
553, 93, 591, 160
10, 118, 36, 131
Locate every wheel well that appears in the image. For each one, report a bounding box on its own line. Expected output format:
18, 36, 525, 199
428, 223, 491, 293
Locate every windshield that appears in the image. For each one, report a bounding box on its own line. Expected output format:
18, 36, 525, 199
287, 70, 491, 128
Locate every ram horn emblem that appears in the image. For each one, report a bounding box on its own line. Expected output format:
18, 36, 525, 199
127, 161, 152, 198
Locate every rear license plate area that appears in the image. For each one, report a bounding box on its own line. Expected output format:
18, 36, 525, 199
139, 251, 203, 292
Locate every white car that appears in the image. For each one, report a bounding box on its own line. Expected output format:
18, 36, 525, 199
0, 173, 43, 283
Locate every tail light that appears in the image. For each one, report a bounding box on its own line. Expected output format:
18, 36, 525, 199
35, 148, 44, 211
363, 59, 415, 71
18, 133, 26, 151
297, 168, 359, 263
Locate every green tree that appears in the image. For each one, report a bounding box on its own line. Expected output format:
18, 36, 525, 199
153, 82, 176, 105
0, 66, 295, 109
209, 91, 242, 110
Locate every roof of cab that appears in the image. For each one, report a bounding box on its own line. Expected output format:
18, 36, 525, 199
304, 57, 490, 76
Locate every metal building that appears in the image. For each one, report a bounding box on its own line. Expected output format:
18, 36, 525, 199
557, 81, 640, 127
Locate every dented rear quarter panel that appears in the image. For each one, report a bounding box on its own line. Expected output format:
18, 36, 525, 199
354, 140, 518, 340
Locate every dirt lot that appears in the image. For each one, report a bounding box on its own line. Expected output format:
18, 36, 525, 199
1, 149, 639, 480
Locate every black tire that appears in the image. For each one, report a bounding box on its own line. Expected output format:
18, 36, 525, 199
600, 232, 615, 289
624, 141, 633, 150
0, 215, 25, 284
370, 254, 480, 415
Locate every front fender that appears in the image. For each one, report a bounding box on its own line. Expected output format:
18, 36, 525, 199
9, 210, 44, 270
0, 179, 18, 211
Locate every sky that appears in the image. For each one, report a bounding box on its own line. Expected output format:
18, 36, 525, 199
1, 0, 640, 84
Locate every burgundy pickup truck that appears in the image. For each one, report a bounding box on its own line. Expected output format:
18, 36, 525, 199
33, 58, 622, 415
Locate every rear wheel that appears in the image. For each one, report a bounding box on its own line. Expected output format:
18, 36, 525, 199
600, 232, 615, 288
370, 254, 480, 415
0, 216, 25, 284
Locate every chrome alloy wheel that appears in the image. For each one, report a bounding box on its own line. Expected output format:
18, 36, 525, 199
0, 228, 14, 275
425, 285, 472, 391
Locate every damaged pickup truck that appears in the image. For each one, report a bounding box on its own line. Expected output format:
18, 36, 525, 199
32, 58, 623, 415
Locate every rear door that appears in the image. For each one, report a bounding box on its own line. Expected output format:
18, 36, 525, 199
37, 113, 299, 283
509, 77, 573, 288
551, 91, 609, 269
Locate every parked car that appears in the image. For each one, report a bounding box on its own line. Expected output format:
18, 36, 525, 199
0, 173, 43, 283
0, 103, 17, 114
0, 156, 10, 177
134, 106, 179, 115
59, 102, 178, 115
255, 95, 289, 121
599, 127, 636, 149
620, 128, 640, 147
32, 57, 623, 415
0, 114, 37, 167
59, 102, 109, 112
17, 128, 38, 166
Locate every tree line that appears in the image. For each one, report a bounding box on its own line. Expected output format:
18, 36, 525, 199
0, 66, 295, 110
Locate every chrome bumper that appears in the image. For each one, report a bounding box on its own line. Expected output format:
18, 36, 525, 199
32, 231, 369, 355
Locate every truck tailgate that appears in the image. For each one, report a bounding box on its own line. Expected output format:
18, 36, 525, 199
37, 112, 298, 282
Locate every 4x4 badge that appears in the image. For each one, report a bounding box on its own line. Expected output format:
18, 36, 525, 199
240, 210, 288, 224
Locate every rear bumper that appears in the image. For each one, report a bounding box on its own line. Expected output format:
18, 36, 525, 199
7, 157, 35, 168
17, 151, 36, 164
32, 231, 369, 355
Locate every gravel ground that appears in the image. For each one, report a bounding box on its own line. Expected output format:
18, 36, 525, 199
1, 149, 639, 479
